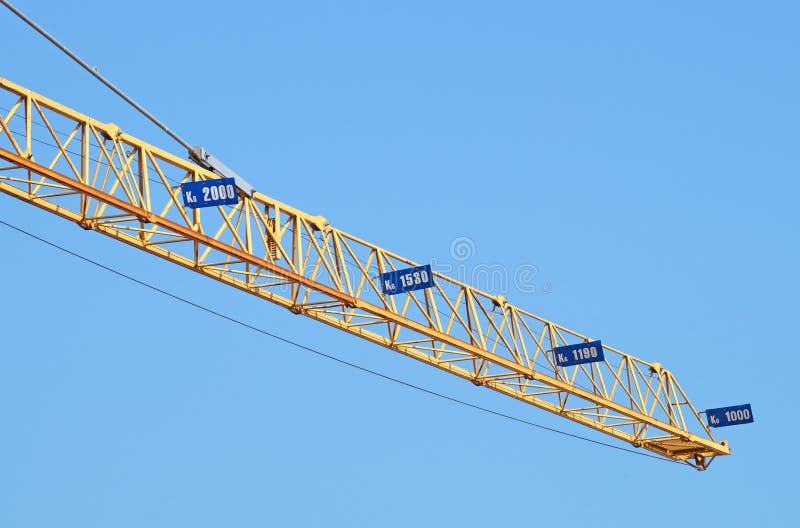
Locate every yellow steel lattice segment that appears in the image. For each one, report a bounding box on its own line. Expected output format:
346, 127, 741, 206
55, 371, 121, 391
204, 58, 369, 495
0, 77, 729, 469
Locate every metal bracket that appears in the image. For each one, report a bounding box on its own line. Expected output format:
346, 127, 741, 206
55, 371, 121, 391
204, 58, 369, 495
189, 146, 256, 197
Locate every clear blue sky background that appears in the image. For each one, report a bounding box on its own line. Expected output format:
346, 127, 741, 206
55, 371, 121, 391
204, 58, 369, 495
1, 1, 796, 526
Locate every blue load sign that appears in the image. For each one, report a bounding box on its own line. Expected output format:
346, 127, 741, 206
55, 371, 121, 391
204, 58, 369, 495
380, 264, 434, 295
181, 178, 239, 208
553, 340, 604, 367
705, 404, 753, 428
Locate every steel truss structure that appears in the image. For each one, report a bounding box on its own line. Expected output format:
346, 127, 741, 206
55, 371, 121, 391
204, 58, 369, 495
0, 77, 730, 469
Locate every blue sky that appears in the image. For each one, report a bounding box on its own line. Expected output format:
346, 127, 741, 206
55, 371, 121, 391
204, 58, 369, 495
1, 1, 796, 526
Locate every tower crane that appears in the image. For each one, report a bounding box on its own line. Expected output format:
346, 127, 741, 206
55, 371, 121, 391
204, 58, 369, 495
0, 76, 733, 469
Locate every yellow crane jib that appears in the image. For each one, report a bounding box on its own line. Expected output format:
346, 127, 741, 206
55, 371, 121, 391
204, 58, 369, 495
0, 77, 731, 470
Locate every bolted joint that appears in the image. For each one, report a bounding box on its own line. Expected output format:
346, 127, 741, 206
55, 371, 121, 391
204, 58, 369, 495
99, 123, 122, 141
77, 218, 96, 230
694, 454, 708, 471
492, 295, 508, 308
311, 215, 330, 232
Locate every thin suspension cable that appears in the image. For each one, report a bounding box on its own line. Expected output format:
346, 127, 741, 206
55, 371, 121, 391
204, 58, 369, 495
0, 0, 194, 153
0, 217, 684, 467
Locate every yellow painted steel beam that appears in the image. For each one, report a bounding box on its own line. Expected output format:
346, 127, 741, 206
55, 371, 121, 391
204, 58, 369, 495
0, 77, 730, 469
